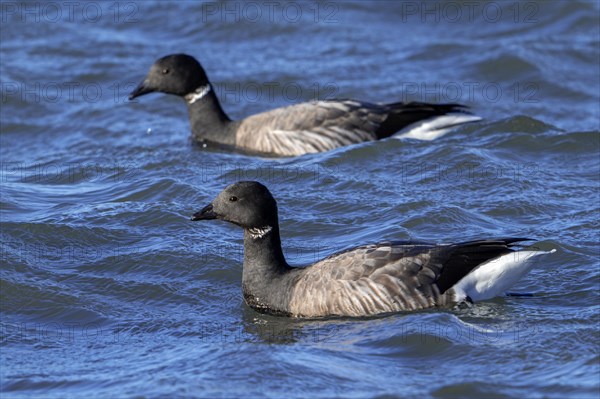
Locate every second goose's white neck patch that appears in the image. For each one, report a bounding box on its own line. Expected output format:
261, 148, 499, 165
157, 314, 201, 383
247, 226, 273, 239
185, 84, 211, 104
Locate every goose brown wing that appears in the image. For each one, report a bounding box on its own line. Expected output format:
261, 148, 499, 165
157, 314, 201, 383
236, 100, 388, 156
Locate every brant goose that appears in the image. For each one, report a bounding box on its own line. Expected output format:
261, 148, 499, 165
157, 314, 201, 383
191, 181, 555, 318
130, 54, 481, 156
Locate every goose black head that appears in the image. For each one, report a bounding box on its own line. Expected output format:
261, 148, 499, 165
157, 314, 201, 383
129, 54, 210, 100
191, 181, 279, 231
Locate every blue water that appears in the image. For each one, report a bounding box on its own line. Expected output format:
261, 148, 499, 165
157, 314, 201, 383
1, 1, 599, 398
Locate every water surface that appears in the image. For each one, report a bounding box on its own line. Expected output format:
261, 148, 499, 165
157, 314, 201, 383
1, 1, 599, 398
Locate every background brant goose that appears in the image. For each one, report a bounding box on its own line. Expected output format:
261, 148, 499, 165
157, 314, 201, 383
191, 181, 555, 318
130, 54, 481, 156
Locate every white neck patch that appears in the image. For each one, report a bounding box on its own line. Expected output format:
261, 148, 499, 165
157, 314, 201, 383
184, 84, 211, 104
247, 226, 273, 239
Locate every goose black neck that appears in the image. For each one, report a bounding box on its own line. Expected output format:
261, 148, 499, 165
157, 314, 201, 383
242, 224, 289, 275
186, 85, 237, 146
241, 224, 296, 315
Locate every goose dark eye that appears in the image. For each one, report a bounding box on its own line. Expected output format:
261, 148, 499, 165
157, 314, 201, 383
162, 68, 169, 74
229, 196, 238, 202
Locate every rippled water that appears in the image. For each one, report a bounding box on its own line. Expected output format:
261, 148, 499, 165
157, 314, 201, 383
1, 1, 599, 398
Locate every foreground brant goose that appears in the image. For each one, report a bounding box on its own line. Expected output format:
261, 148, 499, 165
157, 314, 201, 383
129, 54, 481, 156
191, 181, 555, 318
